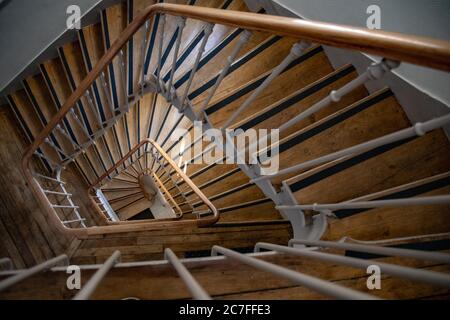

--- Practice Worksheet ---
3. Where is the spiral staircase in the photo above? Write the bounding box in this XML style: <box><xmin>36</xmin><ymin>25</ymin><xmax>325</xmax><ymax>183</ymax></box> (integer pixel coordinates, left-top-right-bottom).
<box><xmin>0</xmin><ymin>0</ymin><xmax>450</xmax><ymax>300</ymax></box>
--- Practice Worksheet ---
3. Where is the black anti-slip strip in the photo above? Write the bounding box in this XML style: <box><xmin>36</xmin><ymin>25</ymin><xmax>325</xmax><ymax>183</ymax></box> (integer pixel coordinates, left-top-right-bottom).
<box><xmin>22</xmin><ymin>79</ymin><xmax>66</xmax><ymax>159</ymax></box>
<box><xmin>58</xmin><ymin>47</ymin><xmax>93</xmax><ymax>135</ymax></box>
<box><xmin>161</xmin><ymin>114</ymin><xmax>184</xmax><ymax>148</ymax></box>
<box><xmin>123</xmin><ymin>112</ymin><xmax>132</xmax><ymax>156</ymax></box>
<box><xmin>334</xmin><ymin>174</ymin><xmax>450</xmax><ymax>218</ymax></box>
<box><xmin>154</xmin><ymin>27</ymin><xmax>180</xmax><ymax>76</ymax></box>
<box><xmin>8</xmin><ymin>96</ymin><xmax>50</xmax><ymax>172</ymax></box>
<box><xmin>162</xmin><ymin>30</ymin><xmax>205</xmax><ymax>83</ymax></box>
<box><xmin>116</xmin><ymin>196</ymin><xmax>145</xmax><ymax>212</ymax></box>
<box><xmin>78</xmin><ymin>30</ymin><xmax>107</xmax><ymax>122</ymax></box>
<box><xmin>185</xmin><ymin>167</ymin><xmax>240</xmax><ymax>197</ymax></box>
<box><xmin>195</xmin><ymin>182</ymin><xmax>253</xmax><ymax>206</ymax></box>
<box><xmin>190</xmin><ymin>162</ymin><xmax>218</xmax><ymax>180</ymax></box>
<box><xmin>276</xmin><ymin>89</ymin><xmax>393</xmax><ymax>157</ymax></box>
<box><xmin>174</xmin><ymin>29</ymin><xmax>244</xmax><ymax>88</ymax></box>
<box><xmin>102</xmin><ymin>9</ymin><xmax>120</xmax><ymax>109</ymax></box>
<box><xmin>161</xmin><ymin>0</ymin><xmax>233</xmax><ymax>82</ymax></box>
<box><xmin>112</xmin><ymin>127</ymin><xmax>125</xmax><ymax>163</ymax></box>
<box><xmin>185</xmin><ymin>246</ymin><xmax>254</xmax><ymax>258</ymax></box>
<box><xmin>127</xmin><ymin>0</ymin><xmax>134</xmax><ymax>96</ymax></box>
<box><xmin>288</xmin><ymin>136</ymin><xmax>416</xmax><ymax>194</ymax></box>
<box><xmin>7</xmin><ymin>95</ymin><xmax>33</xmax><ymax>142</ymax></box>
<box><xmin>173</xmin><ymin>7</ymin><xmax>266</xmax><ymax>90</ymax></box>
<box><xmin>207</xmin><ymin>46</ymin><xmax>325</xmax><ymax>116</ymax></box>
<box><xmin>210</xmin><ymin>219</ymin><xmax>290</xmax><ymax>228</ymax></box>
<box><xmin>155</xmin><ymin>105</ymin><xmax>173</xmax><ymax>141</ymax></box>
<box><xmin>220</xmin><ymin>198</ymin><xmax>272</xmax><ymax>213</ymax></box>
<box><xmin>40</xmin><ymin>64</ymin><xmax>79</xmax><ymax>146</ymax></box>
<box><xmin>240</xmin><ymin>64</ymin><xmax>355</xmax><ymax>131</ymax></box>
<box><xmin>23</xmin><ymin>80</ymin><xmax>47</xmax><ymax>126</ymax></box>
<box><xmin>143</xmin><ymin>0</ymin><xmax>164</xmax><ymax>74</ymax></box>
<box><xmin>145</xmin><ymin>96</ymin><xmax>158</xmax><ymax>147</ymax></box>
<box><xmin>165</xmin><ymin>128</ymin><xmax>188</xmax><ymax>154</ymax></box>
<box><xmin>188</xmin><ymin>35</ymin><xmax>282</xmax><ymax>100</ymax></box>
<box><xmin>137</xmin><ymin>101</ymin><xmax>141</xmax><ymax>154</ymax></box>
<box><xmin>346</xmin><ymin>239</ymin><xmax>450</xmax><ymax>260</ymax></box>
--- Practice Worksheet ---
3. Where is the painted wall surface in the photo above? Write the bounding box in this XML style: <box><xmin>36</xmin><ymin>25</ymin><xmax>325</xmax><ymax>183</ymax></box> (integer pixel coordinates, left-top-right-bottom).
<box><xmin>0</xmin><ymin>0</ymin><xmax>101</xmax><ymax>91</ymax></box>
<box><xmin>271</xmin><ymin>0</ymin><xmax>450</xmax><ymax>105</ymax></box>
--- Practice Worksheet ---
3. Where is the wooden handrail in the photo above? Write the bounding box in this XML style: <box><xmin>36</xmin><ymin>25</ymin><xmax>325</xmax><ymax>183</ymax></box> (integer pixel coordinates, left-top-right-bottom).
<box><xmin>23</xmin><ymin>138</ymin><xmax>218</xmax><ymax>238</ymax></box>
<box><xmin>90</xmin><ymin>138</ymin><xmax>216</xmax><ymax>221</ymax></box>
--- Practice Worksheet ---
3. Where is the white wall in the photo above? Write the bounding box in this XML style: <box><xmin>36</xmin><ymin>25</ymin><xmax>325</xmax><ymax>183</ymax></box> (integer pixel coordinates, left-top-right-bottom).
<box><xmin>263</xmin><ymin>0</ymin><xmax>450</xmax><ymax>106</ymax></box>
<box><xmin>0</xmin><ymin>0</ymin><xmax>102</xmax><ymax>92</ymax></box>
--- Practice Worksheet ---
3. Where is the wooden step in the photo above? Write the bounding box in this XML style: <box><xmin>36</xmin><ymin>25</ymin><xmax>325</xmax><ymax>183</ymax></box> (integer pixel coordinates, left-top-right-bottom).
<box><xmin>171</xmin><ymin>63</ymin><xmax>367</xmax><ymax>180</ymax></box>
<box><xmin>7</xmin><ymin>90</ymin><xmax>60</xmax><ymax>165</ymax></box>
<box><xmin>322</xmin><ymin>172</ymin><xmax>450</xmax><ymax>241</ymax></box>
<box><xmin>157</xmin><ymin>0</ymin><xmax>243</xmax><ymax>86</ymax></box>
<box><xmin>116</xmin><ymin>197</ymin><xmax>153</xmax><ymax>221</ymax></box>
<box><xmin>59</xmin><ymin>40</ymin><xmax>124</xmax><ymax>184</ymax></box>
<box><xmin>156</xmin><ymin>0</ymin><xmax>226</xmax><ymax>79</ymax></box>
<box><xmin>70</xmin><ymin>219</ymin><xmax>292</xmax><ymax>263</ymax></box>
<box><xmin>233</xmin><ymin>64</ymin><xmax>368</xmax><ymax>139</ymax></box>
<box><xmin>206</xmin><ymin>45</ymin><xmax>334</xmax><ymax>128</ymax></box>
<box><xmin>111</xmin><ymin>191</ymin><xmax>145</xmax><ymax>212</ymax></box>
<box><xmin>286</xmin><ymin>128</ymin><xmax>450</xmax><ymax>205</ymax></box>
<box><xmin>104</xmin><ymin>188</ymin><xmax>144</xmax><ymax>203</ymax></box>
<box><xmin>264</xmin><ymin>88</ymin><xmax>411</xmax><ymax>186</ymax></box>
<box><xmin>41</xmin><ymin>58</ymin><xmax>107</xmax><ymax>184</ymax></box>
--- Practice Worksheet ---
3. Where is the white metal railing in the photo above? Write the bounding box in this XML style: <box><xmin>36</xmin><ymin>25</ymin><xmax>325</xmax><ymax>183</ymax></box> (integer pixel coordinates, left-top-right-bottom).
<box><xmin>73</xmin><ymin>250</ymin><xmax>121</xmax><ymax>300</ymax></box>
<box><xmin>252</xmin><ymin>113</ymin><xmax>450</xmax><ymax>183</ymax></box>
<box><xmin>276</xmin><ymin>195</ymin><xmax>450</xmax><ymax>213</ymax></box>
<box><xmin>95</xmin><ymin>189</ymin><xmax>120</xmax><ymax>222</ymax></box>
<box><xmin>1</xmin><ymin>237</ymin><xmax>449</xmax><ymax>299</ymax></box>
<box><xmin>0</xmin><ymin>258</ymin><xmax>13</xmax><ymax>271</ymax></box>
<box><xmin>35</xmin><ymin>170</ymin><xmax>87</xmax><ymax>228</ymax></box>
<box><xmin>164</xmin><ymin>248</ymin><xmax>211</xmax><ymax>300</ymax></box>
<box><xmin>287</xmin><ymin>239</ymin><xmax>450</xmax><ymax>264</ymax></box>
<box><xmin>0</xmin><ymin>255</ymin><xmax>68</xmax><ymax>291</ymax></box>
<box><xmin>254</xmin><ymin>242</ymin><xmax>450</xmax><ymax>289</ymax></box>
<box><xmin>211</xmin><ymin>245</ymin><xmax>379</xmax><ymax>300</ymax></box>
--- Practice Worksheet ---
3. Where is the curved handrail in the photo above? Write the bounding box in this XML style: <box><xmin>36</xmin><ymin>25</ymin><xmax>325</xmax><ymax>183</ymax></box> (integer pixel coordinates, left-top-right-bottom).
<box><xmin>27</xmin><ymin>138</ymin><xmax>218</xmax><ymax>238</ymax></box>
<box><xmin>92</xmin><ymin>139</ymin><xmax>218</xmax><ymax>225</ymax></box>
<box><xmin>90</xmin><ymin>139</ymin><xmax>207</xmax><ymax>220</ymax></box>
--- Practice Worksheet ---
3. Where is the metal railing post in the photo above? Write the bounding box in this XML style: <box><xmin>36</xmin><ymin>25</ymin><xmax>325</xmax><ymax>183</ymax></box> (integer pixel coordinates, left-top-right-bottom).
<box><xmin>211</xmin><ymin>245</ymin><xmax>378</xmax><ymax>300</ymax></box>
<box><xmin>165</xmin><ymin>248</ymin><xmax>211</xmax><ymax>300</ymax></box>
<box><xmin>0</xmin><ymin>254</ymin><xmax>68</xmax><ymax>292</ymax></box>
<box><xmin>73</xmin><ymin>250</ymin><xmax>121</xmax><ymax>300</ymax></box>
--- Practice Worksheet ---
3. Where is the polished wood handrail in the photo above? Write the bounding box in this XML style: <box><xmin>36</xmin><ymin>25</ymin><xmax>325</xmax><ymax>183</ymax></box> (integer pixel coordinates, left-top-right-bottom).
<box><xmin>24</xmin><ymin>138</ymin><xmax>218</xmax><ymax>238</ymax></box>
